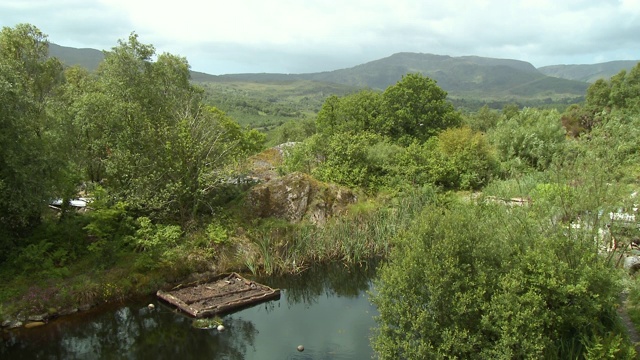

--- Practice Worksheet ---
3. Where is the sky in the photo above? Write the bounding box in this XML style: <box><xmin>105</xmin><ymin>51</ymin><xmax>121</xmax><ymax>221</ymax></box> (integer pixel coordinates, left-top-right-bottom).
<box><xmin>1</xmin><ymin>0</ymin><xmax>639</xmax><ymax>75</ymax></box>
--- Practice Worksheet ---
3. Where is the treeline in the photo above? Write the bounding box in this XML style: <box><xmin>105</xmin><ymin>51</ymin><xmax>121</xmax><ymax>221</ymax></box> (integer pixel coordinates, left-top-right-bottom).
<box><xmin>0</xmin><ymin>24</ymin><xmax>263</xmax><ymax>235</ymax></box>
<box><xmin>0</xmin><ymin>23</ymin><xmax>267</xmax><ymax>287</ymax></box>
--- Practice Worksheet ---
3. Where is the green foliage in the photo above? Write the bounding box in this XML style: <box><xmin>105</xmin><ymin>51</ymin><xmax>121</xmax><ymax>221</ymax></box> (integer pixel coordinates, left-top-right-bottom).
<box><xmin>316</xmin><ymin>90</ymin><xmax>383</xmax><ymax>136</ymax></box>
<box><xmin>560</xmin><ymin>104</ymin><xmax>598</xmax><ymax>137</ymax></box>
<box><xmin>266</xmin><ymin>118</ymin><xmax>316</xmax><ymax>146</ymax></box>
<box><xmin>299</xmin><ymin>74</ymin><xmax>467</xmax><ymax>191</ymax></box>
<box><xmin>280</xmin><ymin>135</ymin><xmax>322</xmax><ymax>175</ymax></box>
<box><xmin>372</xmin><ymin>200</ymin><xmax>631</xmax><ymax>359</ymax></box>
<box><xmin>315</xmin><ymin>74</ymin><xmax>460</xmax><ymax>144</ymax></box>
<box><xmin>381</xmin><ymin>73</ymin><xmax>461</xmax><ymax>143</ymax></box>
<box><xmin>0</xmin><ymin>24</ymin><xmax>67</xmax><ymax>231</ymax></box>
<box><xmin>127</xmin><ymin>217</ymin><xmax>182</xmax><ymax>271</ymax></box>
<box><xmin>312</xmin><ymin>132</ymin><xmax>388</xmax><ymax>190</ymax></box>
<box><xmin>84</xmin><ymin>201</ymin><xmax>134</xmax><ymax>267</ymax></box>
<box><xmin>57</xmin><ymin>33</ymin><xmax>265</xmax><ymax>223</ymax></box>
<box><xmin>464</xmin><ymin>104</ymin><xmax>501</xmax><ymax>132</ymax></box>
<box><xmin>582</xmin><ymin>332</ymin><xmax>636</xmax><ymax>360</ymax></box>
<box><xmin>206</xmin><ymin>222</ymin><xmax>229</xmax><ymax>246</ymax></box>
<box><xmin>428</xmin><ymin>127</ymin><xmax>498</xmax><ymax>189</ymax></box>
<box><xmin>244</xmin><ymin>186</ymin><xmax>437</xmax><ymax>275</ymax></box>
<box><xmin>129</xmin><ymin>217</ymin><xmax>181</xmax><ymax>252</ymax></box>
<box><xmin>586</xmin><ymin>62</ymin><xmax>640</xmax><ymax>112</ymax></box>
<box><xmin>12</xmin><ymin>240</ymin><xmax>70</xmax><ymax>279</ymax></box>
<box><xmin>489</xmin><ymin>107</ymin><xmax>567</xmax><ymax>172</ymax></box>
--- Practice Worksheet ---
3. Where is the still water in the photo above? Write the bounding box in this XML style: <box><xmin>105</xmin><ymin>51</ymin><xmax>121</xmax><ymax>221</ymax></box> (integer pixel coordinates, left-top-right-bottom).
<box><xmin>1</xmin><ymin>263</ymin><xmax>379</xmax><ymax>359</ymax></box>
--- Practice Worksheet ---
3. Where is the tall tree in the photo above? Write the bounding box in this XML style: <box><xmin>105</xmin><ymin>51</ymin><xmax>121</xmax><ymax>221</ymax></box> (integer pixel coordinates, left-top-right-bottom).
<box><xmin>73</xmin><ymin>34</ymin><xmax>264</xmax><ymax>222</ymax></box>
<box><xmin>316</xmin><ymin>90</ymin><xmax>383</xmax><ymax>137</ymax></box>
<box><xmin>0</xmin><ymin>24</ymin><xmax>64</xmax><ymax>232</ymax></box>
<box><xmin>381</xmin><ymin>73</ymin><xmax>461</xmax><ymax>143</ymax></box>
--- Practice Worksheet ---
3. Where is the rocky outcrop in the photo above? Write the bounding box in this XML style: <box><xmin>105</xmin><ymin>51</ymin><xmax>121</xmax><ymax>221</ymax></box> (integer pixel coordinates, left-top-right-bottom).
<box><xmin>624</xmin><ymin>256</ymin><xmax>640</xmax><ymax>273</ymax></box>
<box><xmin>245</xmin><ymin>172</ymin><xmax>356</xmax><ymax>225</ymax></box>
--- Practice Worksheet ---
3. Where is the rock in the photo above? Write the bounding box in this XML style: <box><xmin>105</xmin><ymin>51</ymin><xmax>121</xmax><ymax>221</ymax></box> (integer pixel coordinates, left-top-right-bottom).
<box><xmin>245</xmin><ymin>172</ymin><xmax>356</xmax><ymax>225</ymax></box>
<box><xmin>79</xmin><ymin>304</ymin><xmax>91</xmax><ymax>311</ymax></box>
<box><xmin>7</xmin><ymin>320</ymin><xmax>23</xmax><ymax>329</ymax></box>
<box><xmin>148</xmin><ymin>304</ymin><xmax>155</xmax><ymax>310</ymax></box>
<box><xmin>624</xmin><ymin>256</ymin><xmax>640</xmax><ymax>273</ymax></box>
<box><xmin>2</xmin><ymin>319</ymin><xmax>11</xmax><ymax>328</ymax></box>
<box><xmin>59</xmin><ymin>307</ymin><xmax>78</xmax><ymax>316</ymax></box>
<box><xmin>217</xmin><ymin>324</ymin><xmax>225</xmax><ymax>332</ymax></box>
<box><xmin>24</xmin><ymin>321</ymin><xmax>45</xmax><ymax>329</ymax></box>
<box><xmin>28</xmin><ymin>313</ymin><xmax>48</xmax><ymax>322</ymax></box>
<box><xmin>297</xmin><ymin>345</ymin><xmax>304</xmax><ymax>352</ymax></box>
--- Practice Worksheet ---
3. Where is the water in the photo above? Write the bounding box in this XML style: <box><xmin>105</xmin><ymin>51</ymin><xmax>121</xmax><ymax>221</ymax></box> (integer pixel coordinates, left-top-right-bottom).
<box><xmin>1</xmin><ymin>263</ymin><xmax>379</xmax><ymax>359</ymax></box>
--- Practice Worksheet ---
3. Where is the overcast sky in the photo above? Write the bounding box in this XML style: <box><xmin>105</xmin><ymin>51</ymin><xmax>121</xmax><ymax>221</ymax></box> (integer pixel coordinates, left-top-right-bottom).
<box><xmin>2</xmin><ymin>0</ymin><xmax>639</xmax><ymax>75</ymax></box>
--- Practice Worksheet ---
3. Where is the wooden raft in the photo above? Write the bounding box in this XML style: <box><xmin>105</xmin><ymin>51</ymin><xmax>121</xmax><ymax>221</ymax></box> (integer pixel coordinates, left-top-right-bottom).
<box><xmin>157</xmin><ymin>272</ymin><xmax>280</xmax><ymax>318</ymax></box>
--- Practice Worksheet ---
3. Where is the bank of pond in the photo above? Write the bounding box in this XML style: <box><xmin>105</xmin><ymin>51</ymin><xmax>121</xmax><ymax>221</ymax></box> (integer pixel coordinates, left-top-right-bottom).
<box><xmin>1</xmin><ymin>262</ymin><xmax>379</xmax><ymax>359</ymax></box>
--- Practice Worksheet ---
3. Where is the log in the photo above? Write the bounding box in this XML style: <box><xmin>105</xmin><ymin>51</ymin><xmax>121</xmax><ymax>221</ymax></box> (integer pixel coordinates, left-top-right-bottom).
<box><xmin>156</xmin><ymin>290</ymin><xmax>199</xmax><ymax>317</ymax></box>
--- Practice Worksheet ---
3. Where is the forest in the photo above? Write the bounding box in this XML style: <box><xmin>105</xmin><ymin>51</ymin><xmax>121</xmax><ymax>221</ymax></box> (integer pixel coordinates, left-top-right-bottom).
<box><xmin>2</xmin><ymin>23</ymin><xmax>640</xmax><ymax>358</ymax></box>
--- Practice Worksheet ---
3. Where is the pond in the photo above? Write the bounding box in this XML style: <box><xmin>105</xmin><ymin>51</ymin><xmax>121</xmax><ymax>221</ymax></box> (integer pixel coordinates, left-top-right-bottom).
<box><xmin>1</xmin><ymin>262</ymin><xmax>379</xmax><ymax>359</ymax></box>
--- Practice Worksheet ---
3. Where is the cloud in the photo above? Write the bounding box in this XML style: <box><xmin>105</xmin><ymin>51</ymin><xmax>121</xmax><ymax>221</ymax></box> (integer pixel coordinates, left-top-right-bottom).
<box><xmin>1</xmin><ymin>0</ymin><xmax>639</xmax><ymax>74</ymax></box>
<box><xmin>0</xmin><ymin>0</ymin><xmax>133</xmax><ymax>50</ymax></box>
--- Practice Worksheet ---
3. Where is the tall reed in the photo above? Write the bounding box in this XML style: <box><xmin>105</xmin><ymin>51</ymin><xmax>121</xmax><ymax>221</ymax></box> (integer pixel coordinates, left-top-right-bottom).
<box><xmin>246</xmin><ymin>186</ymin><xmax>436</xmax><ymax>275</ymax></box>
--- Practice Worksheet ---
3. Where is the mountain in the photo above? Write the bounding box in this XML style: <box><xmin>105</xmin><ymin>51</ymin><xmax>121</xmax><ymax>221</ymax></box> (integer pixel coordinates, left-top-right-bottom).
<box><xmin>52</xmin><ymin>43</ymin><xmax>631</xmax><ymax>103</ymax></box>
<box><xmin>293</xmin><ymin>52</ymin><xmax>589</xmax><ymax>99</ymax></box>
<box><xmin>48</xmin><ymin>43</ymin><xmax>105</xmax><ymax>71</ymax></box>
<box><xmin>538</xmin><ymin>60</ymin><xmax>640</xmax><ymax>83</ymax></box>
<box><xmin>209</xmin><ymin>52</ymin><xmax>588</xmax><ymax>101</ymax></box>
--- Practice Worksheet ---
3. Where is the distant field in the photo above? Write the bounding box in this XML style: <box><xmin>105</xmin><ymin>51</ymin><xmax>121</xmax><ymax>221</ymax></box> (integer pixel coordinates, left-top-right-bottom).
<box><xmin>197</xmin><ymin>79</ymin><xmax>359</xmax><ymax>129</ymax></box>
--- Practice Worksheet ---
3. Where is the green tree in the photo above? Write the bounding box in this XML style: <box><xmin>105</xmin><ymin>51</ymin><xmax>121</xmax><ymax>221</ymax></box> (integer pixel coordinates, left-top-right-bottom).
<box><xmin>501</xmin><ymin>102</ymin><xmax>521</xmax><ymax>119</ymax></box>
<box><xmin>381</xmin><ymin>73</ymin><xmax>461</xmax><ymax>143</ymax></box>
<box><xmin>585</xmin><ymin>62</ymin><xmax>640</xmax><ymax>112</ymax></box>
<box><xmin>312</xmin><ymin>131</ymin><xmax>387</xmax><ymax>189</ymax></box>
<box><xmin>429</xmin><ymin>126</ymin><xmax>498</xmax><ymax>189</ymax></box>
<box><xmin>372</xmin><ymin>200</ymin><xmax>632</xmax><ymax>359</ymax></box>
<box><xmin>315</xmin><ymin>90</ymin><xmax>383</xmax><ymax>137</ymax></box>
<box><xmin>489</xmin><ymin>108</ymin><xmax>566</xmax><ymax>172</ymax></box>
<box><xmin>267</xmin><ymin>118</ymin><xmax>316</xmax><ymax>146</ymax></box>
<box><xmin>0</xmin><ymin>24</ymin><xmax>65</xmax><ymax>231</ymax></box>
<box><xmin>464</xmin><ymin>104</ymin><xmax>500</xmax><ymax>133</ymax></box>
<box><xmin>66</xmin><ymin>33</ymin><xmax>264</xmax><ymax>222</ymax></box>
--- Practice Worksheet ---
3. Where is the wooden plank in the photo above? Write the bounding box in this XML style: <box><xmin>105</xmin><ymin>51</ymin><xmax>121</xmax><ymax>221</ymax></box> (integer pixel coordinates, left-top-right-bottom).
<box><xmin>157</xmin><ymin>272</ymin><xmax>281</xmax><ymax>318</ymax></box>
<box><xmin>156</xmin><ymin>290</ymin><xmax>199</xmax><ymax>317</ymax></box>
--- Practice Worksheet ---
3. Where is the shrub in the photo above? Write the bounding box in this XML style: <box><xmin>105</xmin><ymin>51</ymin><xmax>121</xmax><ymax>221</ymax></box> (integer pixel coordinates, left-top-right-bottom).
<box><xmin>372</xmin><ymin>200</ymin><xmax>633</xmax><ymax>359</ymax></box>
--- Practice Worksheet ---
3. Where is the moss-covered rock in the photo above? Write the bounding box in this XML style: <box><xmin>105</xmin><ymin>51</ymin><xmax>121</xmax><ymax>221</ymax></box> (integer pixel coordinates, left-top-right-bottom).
<box><xmin>245</xmin><ymin>172</ymin><xmax>356</xmax><ymax>225</ymax></box>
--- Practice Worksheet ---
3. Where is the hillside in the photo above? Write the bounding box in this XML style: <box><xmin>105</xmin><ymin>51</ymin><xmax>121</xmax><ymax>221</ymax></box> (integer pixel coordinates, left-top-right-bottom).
<box><xmin>292</xmin><ymin>52</ymin><xmax>589</xmax><ymax>100</ymax></box>
<box><xmin>539</xmin><ymin>60</ymin><xmax>640</xmax><ymax>83</ymax></box>
<box><xmin>199</xmin><ymin>78</ymin><xmax>359</xmax><ymax>129</ymax></box>
<box><xmin>48</xmin><ymin>44</ymin><xmax>612</xmax><ymax>117</ymax></box>
<box><xmin>48</xmin><ymin>43</ymin><xmax>104</xmax><ymax>71</ymax></box>
<box><xmin>204</xmin><ymin>53</ymin><xmax>589</xmax><ymax>102</ymax></box>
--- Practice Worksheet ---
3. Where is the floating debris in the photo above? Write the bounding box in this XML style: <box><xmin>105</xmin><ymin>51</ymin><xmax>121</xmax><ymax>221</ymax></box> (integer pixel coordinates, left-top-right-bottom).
<box><xmin>157</xmin><ymin>273</ymin><xmax>280</xmax><ymax>318</ymax></box>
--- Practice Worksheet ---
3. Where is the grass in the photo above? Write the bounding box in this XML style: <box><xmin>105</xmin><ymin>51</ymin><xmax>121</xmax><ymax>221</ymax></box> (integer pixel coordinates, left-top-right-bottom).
<box><xmin>242</xmin><ymin>186</ymin><xmax>437</xmax><ymax>275</ymax></box>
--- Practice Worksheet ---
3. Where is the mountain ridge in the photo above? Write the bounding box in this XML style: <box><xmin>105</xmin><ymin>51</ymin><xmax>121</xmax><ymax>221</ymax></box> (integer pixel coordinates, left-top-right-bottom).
<box><xmin>47</xmin><ymin>43</ymin><xmax>638</xmax><ymax>102</ymax></box>
<box><xmin>538</xmin><ymin>60</ymin><xmax>640</xmax><ymax>83</ymax></box>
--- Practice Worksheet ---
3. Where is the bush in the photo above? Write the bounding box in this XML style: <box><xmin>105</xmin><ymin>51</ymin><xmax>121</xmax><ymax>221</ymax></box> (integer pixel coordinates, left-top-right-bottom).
<box><xmin>127</xmin><ymin>217</ymin><xmax>182</xmax><ymax>271</ymax></box>
<box><xmin>489</xmin><ymin>108</ymin><xmax>566</xmax><ymax>172</ymax></box>
<box><xmin>372</xmin><ymin>200</ymin><xmax>633</xmax><ymax>359</ymax></box>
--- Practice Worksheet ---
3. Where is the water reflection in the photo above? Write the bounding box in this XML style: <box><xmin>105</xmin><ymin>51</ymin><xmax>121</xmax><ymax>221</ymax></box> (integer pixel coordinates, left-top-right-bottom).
<box><xmin>1</xmin><ymin>262</ymin><xmax>378</xmax><ymax>359</ymax></box>
<box><xmin>261</xmin><ymin>261</ymin><xmax>378</xmax><ymax>307</ymax></box>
